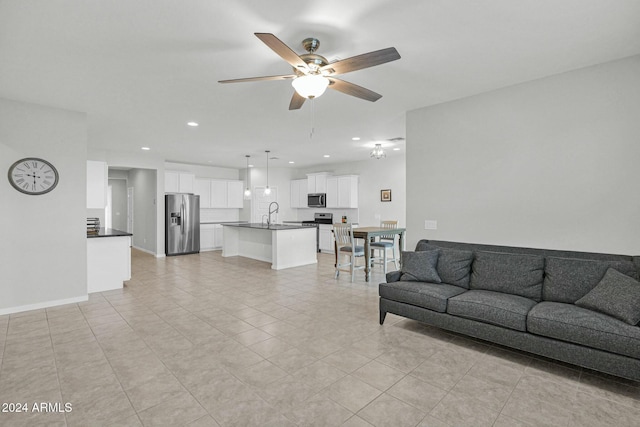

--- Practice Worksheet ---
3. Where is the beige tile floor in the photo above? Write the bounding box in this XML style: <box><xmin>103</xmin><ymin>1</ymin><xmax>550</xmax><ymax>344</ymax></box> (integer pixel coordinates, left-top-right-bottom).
<box><xmin>1</xmin><ymin>249</ymin><xmax>639</xmax><ymax>426</ymax></box>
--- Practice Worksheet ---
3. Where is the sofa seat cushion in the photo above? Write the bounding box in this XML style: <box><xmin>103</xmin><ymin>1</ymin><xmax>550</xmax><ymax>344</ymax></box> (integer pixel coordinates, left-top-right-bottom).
<box><xmin>447</xmin><ymin>290</ymin><xmax>537</xmax><ymax>332</ymax></box>
<box><xmin>415</xmin><ymin>242</ymin><xmax>474</xmax><ymax>289</ymax></box>
<box><xmin>527</xmin><ymin>302</ymin><xmax>640</xmax><ymax>359</ymax></box>
<box><xmin>379</xmin><ymin>281</ymin><xmax>467</xmax><ymax>313</ymax></box>
<box><xmin>470</xmin><ymin>251</ymin><xmax>544</xmax><ymax>301</ymax></box>
<box><xmin>543</xmin><ymin>257</ymin><xmax>639</xmax><ymax>303</ymax></box>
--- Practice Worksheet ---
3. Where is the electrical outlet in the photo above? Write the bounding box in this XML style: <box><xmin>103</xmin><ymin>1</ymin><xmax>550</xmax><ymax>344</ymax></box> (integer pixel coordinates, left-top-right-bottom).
<box><xmin>424</xmin><ymin>220</ymin><xmax>437</xmax><ymax>230</ymax></box>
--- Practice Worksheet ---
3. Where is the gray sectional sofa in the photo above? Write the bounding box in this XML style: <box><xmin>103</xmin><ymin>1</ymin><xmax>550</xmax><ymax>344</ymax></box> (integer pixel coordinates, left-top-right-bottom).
<box><xmin>379</xmin><ymin>240</ymin><xmax>640</xmax><ymax>381</ymax></box>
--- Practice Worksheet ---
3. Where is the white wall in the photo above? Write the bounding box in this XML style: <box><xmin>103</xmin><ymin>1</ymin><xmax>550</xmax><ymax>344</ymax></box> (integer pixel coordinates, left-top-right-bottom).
<box><xmin>406</xmin><ymin>55</ymin><xmax>640</xmax><ymax>254</ymax></box>
<box><xmin>109</xmin><ymin>178</ymin><xmax>128</xmax><ymax>231</ymax></box>
<box><xmin>165</xmin><ymin>161</ymin><xmax>239</xmax><ymax>180</ymax></box>
<box><xmin>0</xmin><ymin>98</ymin><xmax>88</xmax><ymax>314</ymax></box>
<box><xmin>128</xmin><ymin>168</ymin><xmax>157</xmax><ymax>253</ymax></box>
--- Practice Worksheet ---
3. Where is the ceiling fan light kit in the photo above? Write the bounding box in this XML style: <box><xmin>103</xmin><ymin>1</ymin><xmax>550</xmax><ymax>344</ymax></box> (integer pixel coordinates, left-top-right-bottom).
<box><xmin>291</xmin><ymin>74</ymin><xmax>329</xmax><ymax>99</ymax></box>
<box><xmin>219</xmin><ymin>33</ymin><xmax>400</xmax><ymax>110</ymax></box>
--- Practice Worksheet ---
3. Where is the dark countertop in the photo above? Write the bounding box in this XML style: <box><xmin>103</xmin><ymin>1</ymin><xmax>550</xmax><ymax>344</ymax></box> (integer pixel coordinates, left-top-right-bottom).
<box><xmin>87</xmin><ymin>228</ymin><xmax>133</xmax><ymax>238</ymax></box>
<box><xmin>222</xmin><ymin>223</ymin><xmax>311</xmax><ymax>231</ymax></box>
<box><xmin>200</xmin><ymin>221</ymin><xmax>249</xmax><ymax>225</ymax></box>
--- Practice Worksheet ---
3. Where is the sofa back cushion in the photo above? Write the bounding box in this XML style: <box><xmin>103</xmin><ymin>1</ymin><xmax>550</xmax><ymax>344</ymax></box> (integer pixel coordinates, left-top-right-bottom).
<box><xmin>543</xmin><ymin>257</ymin><xmax>639</xmax><ymax>303</ymax></box>
<box><xmin>400</xmin><ymin>250</ymin><xmax>442</xmax><ymax>283</ymax></box>
<box><xmin>470</xmin><ymin>251</ymin><xmax>545</xmax><ymax>301</ymax></box>
<box><xmin>415</xmin><ymin>242</ymin><xmax>474</xmax><ymax>288</ymax></box>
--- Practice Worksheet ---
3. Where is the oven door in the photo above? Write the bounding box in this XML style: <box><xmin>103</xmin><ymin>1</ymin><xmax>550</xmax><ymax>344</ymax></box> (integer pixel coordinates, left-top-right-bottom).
<box><xmin>307</xmin><ymin>193</ymin><xmax>326</xmax><ymax>208</ymax></box>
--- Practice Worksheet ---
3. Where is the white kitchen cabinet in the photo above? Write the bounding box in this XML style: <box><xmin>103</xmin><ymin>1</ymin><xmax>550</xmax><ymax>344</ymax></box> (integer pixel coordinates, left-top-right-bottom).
<box><xmin>210</xmin><ymin>180</ymin><xmax>228</xmax><ymax>208</ymax></box>
<box><xmin>338</xmin><ymin>175</ymin><xmax>359</xmax><ymax>208</ymax></box>
<box><xmin>194</xmin><ymin>178</ymin><xmax>211</xmax><ymax>208</ymax></box>
<box><xmin>226</xmin><ymin>180</ymin><xmax>244</xmax><ymax>208</ymax></box>
<box><xmin>87</xmin><ymin>160</ymin><xmax>108</xmax><ymax>209</ymax></box>
<box><xmin>165</xmin><ymin>171</ymin><xmax>195</xmax><ymax>193</ymax></box>
<box><xmin>326</xmin><ymin>177</ymin><xmax>338</xmax><ymax>208</ymax></box>
<box><xmin>319</xmin><ymin>224</ymin><xmax>334</xmax><ymax>254</ymax></box>
<box><xmin>200</xmin><ymin>224</ymin><xmax>216</xmax><ymax>251</ymax></box>
<box><xmin>307</xmin><ymin>172</ymin><xmax>329</xmax><ymax>194</ymax></box>
<box><xmin>213</xmin><ymin>224</ymin><xmax>223</xmax><ymax>248</ymax></box>
<box><xmin>290</xmin><ymin>179</ymin><xmax>308</xmax><ymax>208</ymax></box>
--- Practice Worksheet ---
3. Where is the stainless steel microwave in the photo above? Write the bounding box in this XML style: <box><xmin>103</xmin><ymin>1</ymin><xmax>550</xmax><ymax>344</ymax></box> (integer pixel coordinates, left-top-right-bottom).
<box><xmin>308</xmin><ymin>193</ymin><xmax>326</xmax><ymax>208</ymax></box>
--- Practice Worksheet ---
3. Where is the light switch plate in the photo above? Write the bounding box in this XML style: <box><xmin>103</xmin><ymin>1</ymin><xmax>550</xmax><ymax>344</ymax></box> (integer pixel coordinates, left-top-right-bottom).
<box><xmin>424</xmin><ymin>220</ymin><xmax>438</xmax><ymax>230</ymax></box>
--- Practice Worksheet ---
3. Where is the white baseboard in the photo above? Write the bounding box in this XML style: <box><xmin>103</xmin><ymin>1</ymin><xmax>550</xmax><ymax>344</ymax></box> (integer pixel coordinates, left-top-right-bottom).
<box><xmin>0</xmin><ymin>295</ymin><xmax>89</xmax><ymax>316</ymax></box>
<box><xmin>132</xmin><ymin>245</ymin><xmax>159</xmax><ymax>256</ymax></box>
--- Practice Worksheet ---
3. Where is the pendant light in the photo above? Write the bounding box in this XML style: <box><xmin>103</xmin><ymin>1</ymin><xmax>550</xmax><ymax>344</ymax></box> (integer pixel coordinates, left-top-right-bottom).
<box><xmin>264</xmin><ymin>150</ymin><xmax>271</xmax><ymax>195</ymax></box>
<box><xmin>243</xmin><ymin>155</ymin><xmax>251</xmax><ymax>199</ymax></box>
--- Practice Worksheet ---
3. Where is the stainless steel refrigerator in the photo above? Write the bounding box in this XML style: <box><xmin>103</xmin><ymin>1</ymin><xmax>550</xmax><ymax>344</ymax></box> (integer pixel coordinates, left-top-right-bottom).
<box><xmin>165</xmin><ymin>193</ymin><xmax>200</xmax><ymax>256</ymax></box>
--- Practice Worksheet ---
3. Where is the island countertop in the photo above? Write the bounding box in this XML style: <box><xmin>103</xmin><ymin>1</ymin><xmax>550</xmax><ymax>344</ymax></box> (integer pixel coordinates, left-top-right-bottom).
<box><xmin>222</xmin><ymin>223</ymin><xmax>309</xmax><ymax>230</ymax></box>
<box><xmin>87</xmin><ymin>228</ymin><xmax>133</xmax><ymax>238</ymax></box>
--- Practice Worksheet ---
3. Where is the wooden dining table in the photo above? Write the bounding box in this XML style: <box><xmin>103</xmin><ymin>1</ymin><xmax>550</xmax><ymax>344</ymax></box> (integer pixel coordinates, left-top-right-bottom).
<box><xmin>344</xmin><ymin>226</ymin><xmax>406</xmax><ymax>282</ymax></box>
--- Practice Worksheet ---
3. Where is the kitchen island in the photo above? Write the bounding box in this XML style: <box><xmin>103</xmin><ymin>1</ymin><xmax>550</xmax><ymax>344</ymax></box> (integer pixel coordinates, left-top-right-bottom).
<box><xmin>87</xmin><ymin>228</ymin><xmax>132</xmax><ymax>293</ymax></box>
<box><xmin>222</xmin><ymin>223</ymin><xmax>316</xmax><ymax>270</ymax></box>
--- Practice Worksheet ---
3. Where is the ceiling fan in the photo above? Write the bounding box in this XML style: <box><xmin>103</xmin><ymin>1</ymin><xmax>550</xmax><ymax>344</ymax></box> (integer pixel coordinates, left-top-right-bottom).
<box><xmin>219</xmin><ymin>33</ymin><xmax>401</xmax><ymax>110</ymax></box>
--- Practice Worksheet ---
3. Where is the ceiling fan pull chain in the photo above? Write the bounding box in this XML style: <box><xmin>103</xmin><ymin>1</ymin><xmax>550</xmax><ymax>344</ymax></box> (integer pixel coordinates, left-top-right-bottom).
<box><xmin>310</xmin><ymin>98</ymin><xmax>315</xmax><ymax>140</ymax></box>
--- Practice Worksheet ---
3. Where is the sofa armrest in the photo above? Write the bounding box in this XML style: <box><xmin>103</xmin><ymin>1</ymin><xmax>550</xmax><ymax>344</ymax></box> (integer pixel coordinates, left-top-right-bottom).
<box><xmin>386</xmin><ymin>271</ymin><xmax>402</xmax><ymax>283</ymax></box>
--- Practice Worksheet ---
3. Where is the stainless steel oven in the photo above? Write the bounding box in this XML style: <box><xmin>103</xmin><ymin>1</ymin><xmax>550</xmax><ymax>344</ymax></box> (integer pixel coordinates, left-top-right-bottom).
<box><xmin>302</xmin><ymin>213</ymin><xmax>333</xmax><ymax>252</ymax></box>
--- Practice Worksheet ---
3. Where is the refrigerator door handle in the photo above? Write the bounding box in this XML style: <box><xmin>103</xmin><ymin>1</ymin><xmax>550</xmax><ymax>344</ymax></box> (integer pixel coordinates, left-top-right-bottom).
<box><xmin>180</xmin><ymin>201</ymin><xmax>185</xmax><ymax>236</ymax></box>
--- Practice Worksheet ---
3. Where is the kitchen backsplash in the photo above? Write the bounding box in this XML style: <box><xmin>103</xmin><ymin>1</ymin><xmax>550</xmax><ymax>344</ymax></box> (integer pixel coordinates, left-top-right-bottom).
<box><xmin>200</xmin><ymin>208</ymin><xmax>240</xmax><ymax>223</ymax></box>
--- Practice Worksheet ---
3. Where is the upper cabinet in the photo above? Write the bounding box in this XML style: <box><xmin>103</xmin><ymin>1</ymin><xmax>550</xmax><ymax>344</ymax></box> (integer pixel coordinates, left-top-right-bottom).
<box><xmin>226</xmin><ymin>180</ymin><xmax>244</xmax><ymax>208</ymax></box>
<box><xmin>290</xmin><ymin>179</ymin><xmax>308</xmax><ymax>208</ymax></box>
<box><xmin>194</xmin><ymin>178</ymin><xmax>211</xmax><ymax>207</ymax></box>
<box><xmin>326</xmin><ymin>175</ymin><xmax>358</xmax><ymax>208</ymax></box>
<box><xmin>87</xmin><ymin>160</ymin><xmax>108</xmax><ymax>209</ymax></box>
<box><xmin>194</xmin><ymin>177</ymin><xmax>243</xmax><ymax>209</ymax></box>
<box><xmin>210</xmin><ymin>180</ymin><xmax>228</xmax><ymax>208</ymax></box>
<box><xmin>307</xmin><ymin>172</ymin><xmax>329</xmax><ymax>194</ymax></box>
<box><xmin>165</xmin><ymin>171</ymin><xmax>195</xmax><ymax>193</ymax></box>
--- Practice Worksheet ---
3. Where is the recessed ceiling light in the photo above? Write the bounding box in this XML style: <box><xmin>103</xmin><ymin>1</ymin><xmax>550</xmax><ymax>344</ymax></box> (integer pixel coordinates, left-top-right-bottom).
<box><xmin>352</xmin><ymin>137</ymin><xmax>360</xmax><ymax>141</ymax></box>
<box><xmin>323</xmin><ymin>154</ymin><xmax>330</xmax><ymax>158</ymax></box>
<box><xmin>141</xmin><ymin>147</ymin><xmax>150</xmax><ymax>151</ymax></box>
<box><xmin>288</xmin><ymin>161</ymin><xmax>295</xmax><ymax>164</ymax></box>
<box><xmin>187</xmin><ymin>121</ymin><xmax>199</xmax><ymax>127</ymax></box>
<box><xmin>393</xmin><ymin>148</ymin><xmax>400</xmax><ymax>151</ymax></box>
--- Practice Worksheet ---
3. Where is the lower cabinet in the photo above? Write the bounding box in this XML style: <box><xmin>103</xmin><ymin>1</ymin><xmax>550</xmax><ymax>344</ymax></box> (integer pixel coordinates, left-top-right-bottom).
<box><xmin>200</xmin><ymin>224</ymin><xmax>215</xmax><ymax>251</ymax></box>
<box><xmin>200</xmin><ymin>224</ymin><xmax>223</xmax><ymax>251</ymax></box>
<box><xmin>319</xmin><ymin>224</ymin><xmax>334</xmax><ymax>254</ymax></box>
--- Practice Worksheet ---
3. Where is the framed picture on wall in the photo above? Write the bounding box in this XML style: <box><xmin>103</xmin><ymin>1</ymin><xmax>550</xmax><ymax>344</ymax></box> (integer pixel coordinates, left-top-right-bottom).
<box><xmin>381</xmin><ymin>189</ymin><xmax>392</xmax><ymax>202</ymax></box>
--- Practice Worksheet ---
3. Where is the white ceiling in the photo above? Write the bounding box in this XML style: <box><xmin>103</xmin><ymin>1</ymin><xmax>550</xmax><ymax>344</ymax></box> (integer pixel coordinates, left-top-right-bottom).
<box><xmin>1</xmin><ymin>1</ymin><xmax>640</xmax><ymax>169</ymax></box>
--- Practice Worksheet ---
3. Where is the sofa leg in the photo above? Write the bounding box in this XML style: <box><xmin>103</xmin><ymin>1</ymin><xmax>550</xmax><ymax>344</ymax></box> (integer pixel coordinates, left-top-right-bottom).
<box><xmin>379</xmin><ymin>310</ymin><xmax>387</xmax><ymax>325</ymax></box>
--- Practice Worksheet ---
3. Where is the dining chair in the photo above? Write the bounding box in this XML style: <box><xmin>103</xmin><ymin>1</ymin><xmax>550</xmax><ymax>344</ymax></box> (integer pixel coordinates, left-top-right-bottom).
<box><xmin>333</xmin><ymin>223</ymin><xmax>367</xmax><ymax>282</ymax></box>
<box><xmin>370</xmin><ymin>220</ymin><xmax>399</xmax><ymax>274</ymax></box>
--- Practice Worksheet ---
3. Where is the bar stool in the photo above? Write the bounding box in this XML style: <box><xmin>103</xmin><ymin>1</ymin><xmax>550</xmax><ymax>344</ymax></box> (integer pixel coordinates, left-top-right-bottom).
<box><xmin>370</xmin><ymin>220</ymin><xmax>399</xmax><ymax>274</ymax></box>
<box><xmin>333</xmin><ymin>223</ymin><xmax>367</xmax><ymax>282</ymax></box>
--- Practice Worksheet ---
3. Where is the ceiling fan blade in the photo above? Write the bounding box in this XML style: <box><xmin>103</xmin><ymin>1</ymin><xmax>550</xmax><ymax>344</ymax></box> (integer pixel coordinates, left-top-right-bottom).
<box><xmin>255</xmin><ymin>33</ymin><xmax>309</xmax><ymax>72</ymax></box>
<box><xmin>289</xmin><ymin>91</ymin><xmax>306</xmax><ymax>110</ymax></box>
<box><xmin>327</xmin><ymin>78</ymin><xmax>382</xmax><ymax>102</ymax></box>
<box><xmin>321</xmin><ymin>47</ymin><xmax>400</xmax><ymax>75</ymax></box>
<box><xmin>218</xmin><ymin>74</ymin><xmax>296</xmax><ymax>84</ymax></box>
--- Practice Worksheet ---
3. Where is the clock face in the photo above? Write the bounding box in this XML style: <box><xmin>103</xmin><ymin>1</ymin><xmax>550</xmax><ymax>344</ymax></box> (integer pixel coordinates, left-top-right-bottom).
<box><xmin>8</xmin><ymin>158</ymin><xmax>59</xmax><ymax>195</ymax></box>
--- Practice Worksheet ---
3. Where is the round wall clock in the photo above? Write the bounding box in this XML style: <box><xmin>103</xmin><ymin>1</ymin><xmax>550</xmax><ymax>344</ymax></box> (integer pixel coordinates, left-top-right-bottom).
<box><xmin>7</xmin><ymin>157</ymin><xmax>59</xmax><ymax>195</ymax></box>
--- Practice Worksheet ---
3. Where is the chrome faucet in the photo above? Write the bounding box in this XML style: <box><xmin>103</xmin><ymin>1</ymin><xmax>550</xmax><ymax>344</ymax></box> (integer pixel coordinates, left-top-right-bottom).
<box><xmin>267</xmin><ymin>202</ymin><xmax>279</xmax><ymax>226</ymax></box>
